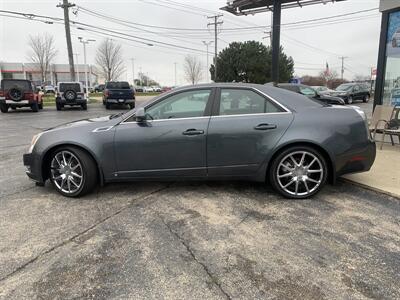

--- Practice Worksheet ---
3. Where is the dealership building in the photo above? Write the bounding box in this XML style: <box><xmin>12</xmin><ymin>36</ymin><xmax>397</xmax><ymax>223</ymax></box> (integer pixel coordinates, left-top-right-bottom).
<box><xmin>375</xmin><ymin>0</ymin><xmax>400</xmax><ymax>107</ymax></box>
<box><xmin>0</xmin><ymin>62</ymin><xmax>98</xmax><ymax>87</ymax></box>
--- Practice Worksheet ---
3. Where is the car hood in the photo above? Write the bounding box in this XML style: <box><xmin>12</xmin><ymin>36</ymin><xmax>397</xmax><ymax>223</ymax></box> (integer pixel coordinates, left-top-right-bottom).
<box><xmin>45</xmin><ymin>115</ymin><xmax>118</xmax><ymax>132</ymax></box>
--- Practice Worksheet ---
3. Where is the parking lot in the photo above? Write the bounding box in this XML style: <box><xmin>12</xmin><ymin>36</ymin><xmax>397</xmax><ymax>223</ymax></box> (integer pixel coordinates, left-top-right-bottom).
<box><xmin>0</xmin><ymin>99</ymin><xmax>399</xmax><ymax>299</ymax></box>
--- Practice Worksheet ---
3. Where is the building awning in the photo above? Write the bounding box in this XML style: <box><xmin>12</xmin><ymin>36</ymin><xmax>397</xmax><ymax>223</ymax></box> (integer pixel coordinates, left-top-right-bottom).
<box><xmin>221</xmin><ymin>0</ymin><xmax>346</xmax><ymax>15</ymax></box>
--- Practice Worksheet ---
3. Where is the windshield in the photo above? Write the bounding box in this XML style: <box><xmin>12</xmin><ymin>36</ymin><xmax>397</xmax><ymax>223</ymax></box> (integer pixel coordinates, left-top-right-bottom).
<box><xmin>336</xmin><ymin>84</ymin><xmax>353</xmax><ymax>91</ymax></box>
<box><xmin>106</xmin><ymin>82</ymin><xmax>131</xmax><ymax>89</ymax></box>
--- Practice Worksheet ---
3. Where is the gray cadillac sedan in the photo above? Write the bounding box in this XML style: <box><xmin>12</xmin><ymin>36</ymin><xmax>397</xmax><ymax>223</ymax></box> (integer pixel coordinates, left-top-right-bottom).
<box><xmin>23</xmin><ymin>83</ymin><xmax>376</xmax><ymax>199</ymax></box>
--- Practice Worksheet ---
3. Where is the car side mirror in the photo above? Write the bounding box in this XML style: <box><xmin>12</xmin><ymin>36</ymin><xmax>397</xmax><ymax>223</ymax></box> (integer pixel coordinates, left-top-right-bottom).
<box><xmin>135</xmin><ymin>107</ymin><xmax>146</xmax><ymax>122</ymax></box>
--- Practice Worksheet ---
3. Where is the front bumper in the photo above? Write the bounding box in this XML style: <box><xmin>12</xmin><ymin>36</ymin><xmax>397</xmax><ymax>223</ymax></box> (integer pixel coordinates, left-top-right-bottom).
<box><xmin>23</xmin><ymin>152</ymin><xmax>44</xmax><ymax>184</ymax></box>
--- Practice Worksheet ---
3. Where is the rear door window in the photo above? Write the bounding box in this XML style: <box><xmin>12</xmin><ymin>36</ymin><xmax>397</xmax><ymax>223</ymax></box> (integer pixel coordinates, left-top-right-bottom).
<box><xmin>106</xmin><ymin>82</ymin><xmax>131</xmax><ymax>89</ymax></box>
<box><xmin>2</xmin><ymin>80</ymin><xmax>31</xmax><ymax>91</ymax></box>
<box><xmin>59</xmin><ymin>83</ymin><xmax>81</xmax><ymax>92</ymax></box>
<box><xmin>218</xmin><ymin>89</ymin><xmax>282</xmax><ymax>116</ymax></box>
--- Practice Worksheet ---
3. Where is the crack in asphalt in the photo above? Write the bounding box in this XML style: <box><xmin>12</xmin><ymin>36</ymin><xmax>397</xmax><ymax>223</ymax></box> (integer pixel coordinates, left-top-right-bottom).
<box><xmin>0</xmin><ymin>185</ymin><xmax>171</xmax><ymax>283</ymax></box>
<box><xmin>155</xmin><ymin>211</ymin><xmax>232</xmax><ymax>300</ymax></box>
<box><xmin>0</xmin><ymin>186</ymin><xmax>36</xmax><ymax>201</ymax></box>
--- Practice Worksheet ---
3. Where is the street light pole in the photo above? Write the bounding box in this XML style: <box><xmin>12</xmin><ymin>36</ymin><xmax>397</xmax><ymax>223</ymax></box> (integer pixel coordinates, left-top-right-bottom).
<box><xmin>74</xmin><ymin>53</ymin><xmax>80</xmax><ymax>82</ymax></box>
<box><xmin>78</xmin><ymin>37</ymin><xmax>95</xmax><ymax>98</ymax></box>
<box><xmin>202</xmin><ymin>41</ymin><xmax>213</xmax><ymax>83</ymax></box>
<box><xmin>174</xmin><ymin>62</ymin><xmax>177</xmax><ymax>86</ymax></box>
<box><xmin>132</xmin><ymin>59</ymin><xmax>135</xmax><ymax>85</ymax></box>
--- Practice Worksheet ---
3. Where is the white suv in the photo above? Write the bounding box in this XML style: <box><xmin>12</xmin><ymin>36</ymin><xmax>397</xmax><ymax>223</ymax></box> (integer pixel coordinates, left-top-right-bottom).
<box><xmin>56</xmin><ymin>82</ymin><xmax>87</xmax><ymax>111</ymax></box>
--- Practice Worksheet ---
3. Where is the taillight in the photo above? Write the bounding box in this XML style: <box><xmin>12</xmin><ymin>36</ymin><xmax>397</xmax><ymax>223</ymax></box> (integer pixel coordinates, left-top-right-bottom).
<box><xmin>104</xmin><ymin>90</ymin><xmax>109</xmax><ymax>97</ymax></box>
<box><xmin>25</xmin><ymin>92</ymin><xmax>34</xmax><ymax>100</ymax></box>
<box><xmin>0</xmin><ymin>90</ymin><xmax>4</xmax><ymax>97</ymax></box>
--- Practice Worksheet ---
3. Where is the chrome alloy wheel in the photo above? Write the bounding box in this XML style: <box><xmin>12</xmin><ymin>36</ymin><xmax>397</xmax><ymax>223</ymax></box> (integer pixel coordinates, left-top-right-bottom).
<box><xmin>276</xmin><ymin>151</ymin><xmax>324</xmax><ymax>197</ymax></box>
<box><xmin>50</xmin><ymin>151</ymin><xmax>83</xmax><ymax>194</ymax></box>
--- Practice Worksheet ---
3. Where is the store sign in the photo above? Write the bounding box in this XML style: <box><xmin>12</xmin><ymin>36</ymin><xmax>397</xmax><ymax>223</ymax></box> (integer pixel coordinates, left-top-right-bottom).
<box><xmin>387</xmin><ymin>10</ymin><xmax>400</xmax><ymax>57</ymax></box>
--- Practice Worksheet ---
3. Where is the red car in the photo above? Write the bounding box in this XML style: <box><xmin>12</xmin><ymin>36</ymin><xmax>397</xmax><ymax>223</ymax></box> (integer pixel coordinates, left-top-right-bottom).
<box><xmin>0</xmin><ymin>79</ymin><xmax>43</xmax><ymax>113</ymax></box>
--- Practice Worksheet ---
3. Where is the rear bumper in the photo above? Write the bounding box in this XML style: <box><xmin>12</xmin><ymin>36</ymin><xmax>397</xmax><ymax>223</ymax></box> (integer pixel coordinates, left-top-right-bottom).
<box><xmin>336</xmin><ymin>141</ymin><xmax>376</xmax><ymax>177</ymax></box>
<box><xmin>23</xmin><ymin>152</ymin><xmax>44</xmax><ymax>184</ymax></box>
<box><xmin>0</xmin><ymin>99</ymin><xmax>34</xmax><ymax>106</ymax></box>
<box><xmin>105</xmin><ymin>98</ymin><xmax>135</xmax><ymax>104</ymax></box>
<box><xmin>57</xmin><ymin>97</ymin><xmax>87</xmax><ymax>105</ymax></box>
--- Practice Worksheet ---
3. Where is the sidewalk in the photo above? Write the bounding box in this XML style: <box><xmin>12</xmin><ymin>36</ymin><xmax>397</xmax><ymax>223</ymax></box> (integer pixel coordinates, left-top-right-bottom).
<box><xmin>343</xmin><ymin>143</ymin><xmax>400</xmax><ymax>198</ymax></box>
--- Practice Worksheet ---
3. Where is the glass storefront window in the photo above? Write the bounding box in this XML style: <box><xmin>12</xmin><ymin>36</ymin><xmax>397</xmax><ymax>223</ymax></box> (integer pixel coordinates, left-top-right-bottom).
<box><xmin>383</xmin><ymin>10</ymin><xmax>400</xmax><ymax>106</ymax></box>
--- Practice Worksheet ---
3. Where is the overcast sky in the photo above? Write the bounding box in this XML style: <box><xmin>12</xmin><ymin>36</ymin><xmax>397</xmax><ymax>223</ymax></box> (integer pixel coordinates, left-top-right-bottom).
<box><xmin>0</xmin><ymin>0</ymin><xmax>380</xmax><ymax>85</ymax></box>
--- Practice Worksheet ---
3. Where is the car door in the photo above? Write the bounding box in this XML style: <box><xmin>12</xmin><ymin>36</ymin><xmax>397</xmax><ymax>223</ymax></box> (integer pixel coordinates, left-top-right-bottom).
<box><xmin>207</xmin><ymin>87</ymin><xmax>294</xmax><ymax>177</ymax></box>
<box><xmin>353</xmin><ymin>85</ymin><xmax>362</xmax><ymax>100</ymax></box>
<box><xmin>113</xmin><ymin>88</ymin><xmax>215</xmax><ymax>179</ymax></box>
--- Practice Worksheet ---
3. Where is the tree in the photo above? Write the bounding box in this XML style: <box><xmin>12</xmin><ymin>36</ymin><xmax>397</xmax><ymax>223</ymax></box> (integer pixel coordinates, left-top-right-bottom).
<box><xmin>27</xmin><ymin>33</ymin><xmax>58</xmax><ymax>83</ymax></box>
<box><xmin>95</xmin><ymin>39</ymin><xmax>125</xmax><ymax>81</ymax></box>
<box><xmin>183</xmin><ymin>55</ymin><xmax>203</xmax><ymax>85</ymax></box>
<box><xmin>210</xmin><ymin>41</ymin><xmax>294</xmax><ymax>83</ymax></box>
<box><xmin>136</xmin><ymin>72</ymin><xmax>159</xmax><ymax>86</ymax></box>
<box><xmin>318</xmin><ymin>69</ymin><xmax>339</xmax><ymax>87</ymax></box>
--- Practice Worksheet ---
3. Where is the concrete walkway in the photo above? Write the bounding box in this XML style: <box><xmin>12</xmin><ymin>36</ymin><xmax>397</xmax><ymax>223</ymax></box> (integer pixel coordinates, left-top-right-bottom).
<box><xmin>343</xmin><ymin>143</ymin><xmax>400</xmax><ymax>198</ymax></box>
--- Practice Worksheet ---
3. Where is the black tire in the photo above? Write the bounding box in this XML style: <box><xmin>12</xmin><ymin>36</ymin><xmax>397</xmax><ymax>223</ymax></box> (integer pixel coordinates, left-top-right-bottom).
<box><xmin>38</xmin><ymin>102</ymin><xmax>43</xmax><ymax>110</ymax></box>
<box><xmin>48</xmin><ymin>146</ymin><xmax>98</xmax><ymax>197</ymax></box>
<box><xmin>105</xmin><ymin>102</ymin><xmax>111</xmax><ymax>109</ymax></box>
<box><xmin>363</xmin><ymin>95</ymin><xmax>370</xmax><ymax>103</ymax></box>
<box><xmin>269</xmin><ymin>146</ymin><xmax>328</xmax><ymax>199</ymax></box>
<box><xmin>56</xmin><ymin>102</ymin><xmax>62</xmax><ymax>111</ymax></box>
<box><xmin>346</xmin><ymin>96</ymin><xmax>353</xmax><ymax>105</ymax></box>
<box><xmin>31</xmin><ymin>102</ymin><xmax>39</xmax><ymax>112</ymax></box>
<box><xmin>129</xmin><ymin>103</ymin><xmax>135</xmax><ymax>109</ymax></box>
<box><xmin>81</xmin><ymin>103</ymin><xmax>87</xmax><ymax>110</ymax></box>
<box><xmin>0</xmin><ymin>103</ymin><xmax>8</xmax><ymax>113</ymax></box>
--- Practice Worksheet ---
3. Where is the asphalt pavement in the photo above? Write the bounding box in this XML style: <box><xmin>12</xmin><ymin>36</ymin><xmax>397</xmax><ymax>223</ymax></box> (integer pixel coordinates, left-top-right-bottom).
<box><xmin>0</xmin><ymin>99</ymin><xmax>399</xmax><ymax>299</ymax></box>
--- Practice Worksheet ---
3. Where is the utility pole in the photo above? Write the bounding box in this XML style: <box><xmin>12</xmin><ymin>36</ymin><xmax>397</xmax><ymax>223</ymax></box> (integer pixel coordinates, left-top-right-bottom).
<box><xmin>57</xmin><ymin>0</ymin><xmax>76</xmax><ymax>81</ymax></box>
<box><xmin>207</xmin><ymin>14</ymin><xmax>223</xmax><ymax>82</ymax></box>
<box><xmin>78</xmin><ymin>37</ymin><xmax>96</xmax><ymax>98</ymax></box>
<box><xmin>174</xmin><ymin>62</ymin><xmax>177</xmax><ymax>86</ymax></box>
<box><xmin>339</xmin><ymin>56</ymin><xmax>348</xmax><ymax>81</ymax></box>
<box><xmin>130</xmin><ymin>58</ymin><xmax>135</xmax><ymax>86</ymax></box>
<box><xmin>202</xmin><ymin>41</ymin><xmax>213</xmax><ymax>83</ymax></box>
<box><xmin>74</xmin><ymin>53</ymin><xmax>80</xmax><ymax>82</ymax></box>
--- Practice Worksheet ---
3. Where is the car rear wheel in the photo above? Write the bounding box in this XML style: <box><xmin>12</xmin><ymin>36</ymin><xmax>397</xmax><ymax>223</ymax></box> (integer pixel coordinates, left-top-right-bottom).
<box><xmin>49</xmin><ymin>147</ymin><xmax>98</xmax><ymax>197</ymax></box>
<box><xmin>346</xmin><ymin>96</ymin><xmax>353</xmax><ymax>104</ymax></box>
<box><xmin>31</xmin><ymin>102</ymin><xmax>39</xmax><ymax>112</ymax></box>
<box><xmin>129</xmin><ymin>103</ymin><xmax>135</xmax><ymax>109</ymax></box>
<box><xmin>81</xmin><ymin>103</ymin><xmax>87</xmax><ymax>110</ymax></box>
<box><xmin>56</xmin><ymin>102</ymin><xmax>62</xmax><ymax>111</ymax></box>
<box><xmin>269</xmin><ymin>146</ymin><xmax>328</xmax><ymax>199</ymax></box>
<box><xmin>0</xmin><ymin>103</ymin><xmax>8</xmax><ymax>113</ymax></box>
<box><xmin>363</xmin><ymin>95</ymin><xmax>370</xmax><ymax>103</ymax></box>
<box><xmin>105</xmin><ymin>102</ymin><xmax>111</xmax><ymax>109</ymax></box>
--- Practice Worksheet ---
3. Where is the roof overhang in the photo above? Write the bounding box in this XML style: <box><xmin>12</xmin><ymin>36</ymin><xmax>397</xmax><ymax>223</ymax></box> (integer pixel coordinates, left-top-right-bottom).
<box><xmin>221</xmin><ymin>0</ymin><xmax>347</xmax><ymax>16</ymax></box>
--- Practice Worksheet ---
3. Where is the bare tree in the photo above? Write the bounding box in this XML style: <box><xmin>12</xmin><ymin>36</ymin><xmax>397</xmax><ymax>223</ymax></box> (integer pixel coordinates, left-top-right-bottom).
<box><xmin>184</xmin><ymin>55</ymin><xmax>202</xmax><ymax>85</ymax></box>
<box><xmin>318</xmin><ymin>69</ymin><xmax>339</xmax><ymax>88</ymax></box>
<box><xmin>95</xmin><ymin>39</ymin><xmax>125</xmax><ymax>81</ymax></box>
<box><xmin>27</xmin><ymin>34</ymin><xmax>58</xmax><ymax>82</ymax></box>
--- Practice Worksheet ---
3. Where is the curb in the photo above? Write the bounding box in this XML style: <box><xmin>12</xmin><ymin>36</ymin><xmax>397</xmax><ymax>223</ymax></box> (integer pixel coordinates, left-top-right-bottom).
<box><xmin>340</xmin><ymin>178</ymin><xmax>400</xmax><ymax>200</ymax></box>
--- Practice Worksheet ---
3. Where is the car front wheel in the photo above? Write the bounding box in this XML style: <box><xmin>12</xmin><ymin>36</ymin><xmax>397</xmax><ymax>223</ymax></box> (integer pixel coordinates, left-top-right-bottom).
<box><xmin>269</xmin><ymin>146</ymin><xmax>328</xmax><ymax>199</ymax></box>
<box><xmin>49</xmin><ymin>147</ymin><xmax>98</xmax><ymax>197</ymax></box>
<box><xmin>0</xmin><ymin>103</ymin><xmax>8</xmax><ymax>113</ymax></box>
<box><xmin>363</xmin><ymin>95</ymin><xmax>370</xmax><ymax>103</ymax></box>
<box><xmin>346</xmin><ymin>96</ymin><xmax>353</xmax><ymax>104</ymax></box>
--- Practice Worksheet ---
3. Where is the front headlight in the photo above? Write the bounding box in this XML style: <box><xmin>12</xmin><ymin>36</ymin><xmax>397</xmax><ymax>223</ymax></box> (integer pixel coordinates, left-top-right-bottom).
<box><xmin>28</xmin><ymin>132</ymin><xmax>44</xmax><ymax>153</ymax></box>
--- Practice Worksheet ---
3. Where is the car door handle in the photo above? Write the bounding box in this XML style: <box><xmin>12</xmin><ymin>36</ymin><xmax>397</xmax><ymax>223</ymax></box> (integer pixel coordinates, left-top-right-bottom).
<box><xmin>182</xmin><ymin>129</ymin><xmax>204</xmax><ymax>136</ymax></box>
<box><xmin>254</xmin><ymin>123</ymin><xmax>277</xmax><ymax>130</ymax></box>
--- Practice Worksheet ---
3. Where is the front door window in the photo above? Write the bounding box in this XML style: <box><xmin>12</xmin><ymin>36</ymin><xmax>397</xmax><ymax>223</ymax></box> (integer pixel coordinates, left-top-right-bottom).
<box><xmin>146</xmin><ymin>89</ymin><xmax>211</xmax><ymax>120</ymax></box>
